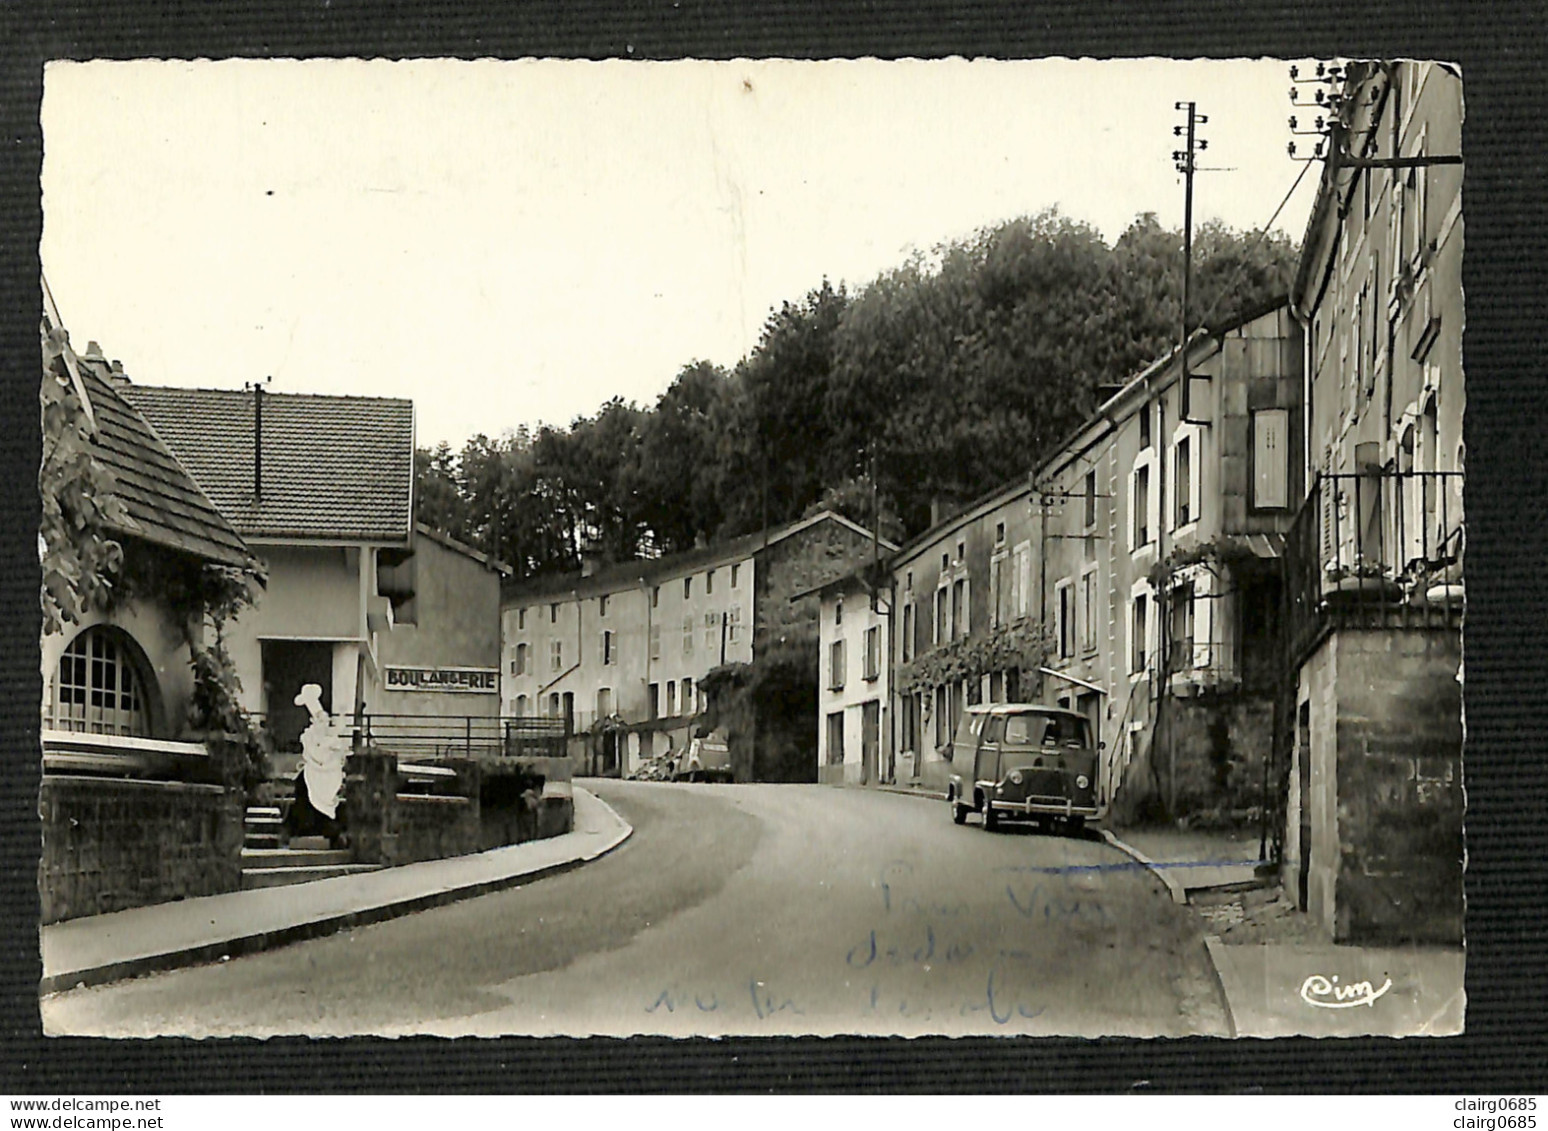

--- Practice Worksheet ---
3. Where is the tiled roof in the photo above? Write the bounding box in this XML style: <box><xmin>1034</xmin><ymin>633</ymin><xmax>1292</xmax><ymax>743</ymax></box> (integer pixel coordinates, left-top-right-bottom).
<box><xmin>124</xmin><ymin>385</ymin><xmax>414</xmax><ymax>543</ymax></box>
<box><xmin>501</xmin><ymin>510</ymin><xmax>896</xmax><ymax>605</ymax></box>
<box><xmin>73</xmin><ymin>360</ymin><xmax>254</xmax><ymax>570</ymax></box>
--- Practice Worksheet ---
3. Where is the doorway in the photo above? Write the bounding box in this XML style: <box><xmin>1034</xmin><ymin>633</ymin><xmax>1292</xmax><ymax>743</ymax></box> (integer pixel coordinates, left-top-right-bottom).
<box><xmin>861</xmin><ymin>700</ymin><xmax>880</xmax><ymax>786</ymax></box>
<box><xmin>1296</xmin><ymin>700</ymin><xmax>1313</xmax><ymax>912</ymax></box>
<box><xmin>1076</xmin><ymin>690</ymin><xmax>1102</xmax><ymax>752</ymax></box>
<box><xmin>261</xmin><ymin>640</ymin><xmax>335</xmax><ymax>754</ymax></box>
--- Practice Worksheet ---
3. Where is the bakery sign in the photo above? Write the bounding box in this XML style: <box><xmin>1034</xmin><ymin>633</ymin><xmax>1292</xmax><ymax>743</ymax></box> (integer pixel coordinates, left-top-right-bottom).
<box><xmin>383</xmin><ymin>665</ymin><xmax>499</xmax><ymax>694</ymax></box>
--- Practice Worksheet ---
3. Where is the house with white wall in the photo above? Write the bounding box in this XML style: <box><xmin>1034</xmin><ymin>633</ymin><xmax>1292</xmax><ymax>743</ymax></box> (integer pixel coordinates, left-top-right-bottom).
<box><xmin>501</xmin><ymin>511</ymin><xmax>890</xmax><ymax>780</ymax></box>
<box><xmin>810</xmin><ymin>568</ymin><xmax>890</xmax><ymax>785</ymax></box>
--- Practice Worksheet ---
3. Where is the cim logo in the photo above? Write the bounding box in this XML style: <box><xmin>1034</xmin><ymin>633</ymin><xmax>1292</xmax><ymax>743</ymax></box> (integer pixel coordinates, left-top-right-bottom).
<box><xmin>1299</xmin><ymin>972</ymin><xmax>1393</xmax><ymax>1009</ymax></box>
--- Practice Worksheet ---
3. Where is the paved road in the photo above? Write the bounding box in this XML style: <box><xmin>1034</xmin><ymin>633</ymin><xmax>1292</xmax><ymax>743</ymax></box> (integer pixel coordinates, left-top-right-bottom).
<box><xmin>41</xmin><ymin>782</ymin><xmax>1228</xmax><ymax>1038</ymax></box>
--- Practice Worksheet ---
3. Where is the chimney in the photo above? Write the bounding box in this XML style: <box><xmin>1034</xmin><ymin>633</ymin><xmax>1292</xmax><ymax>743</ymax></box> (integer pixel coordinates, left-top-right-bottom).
<box><xmin>252</xmin><ymin>381</ymin><xmax>265</xmax><ymax>503</ymax></box>
<box><xmin>930</xmin><ymin>494</ymin><xmax>958</xmax><ymax>528</ymax></box>
<box><xmin>1096</xmin><ymin>382</ymin><xmax>1125</xmax><ymax>404</ymax></box>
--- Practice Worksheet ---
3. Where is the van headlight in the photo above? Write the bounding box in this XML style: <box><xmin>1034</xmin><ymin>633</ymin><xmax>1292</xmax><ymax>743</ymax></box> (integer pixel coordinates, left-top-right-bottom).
<box><xmin>1075</xmin><ymin>775</ymin><xmax>1089</xmax><ymax>789</ymax></box>
<box><xmin>1009</xmin><ymin>770</ymin><xmax>1023</xmax><ymax>785</ymax></box>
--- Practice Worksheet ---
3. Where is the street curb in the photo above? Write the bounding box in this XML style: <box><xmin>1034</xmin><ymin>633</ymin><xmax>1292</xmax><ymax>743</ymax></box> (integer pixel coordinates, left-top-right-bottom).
<box><xmin>873</xmin><ymin>784</ymin><xmax>949</xmax><ymax>801</ymax></box>
<box><xmin>1201</xmin><ymin>936</ymin><xmax>1240</xmax><ymax>1039</ymax></box>
<box><xmin>1100</xmin><ymin>829</ymin><xmax>1239</xmax><ymax>1038</ymax></box>
<box><xmin>1099</xmin><ymin>829</ymin><xmax>1188</xmax><ymax>904</ymax></box>
<box><xmin>40</xmin><ymin>788</ymin><xmax>633</xmax><ymax>996</ymax></box>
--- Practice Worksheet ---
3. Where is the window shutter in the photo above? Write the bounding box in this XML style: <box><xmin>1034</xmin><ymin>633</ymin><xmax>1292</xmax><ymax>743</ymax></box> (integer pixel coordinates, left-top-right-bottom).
<box><xmin>1253</xmin><ymin>409</ymin><xmax>1289</xmax><ymax>509</ymax></box>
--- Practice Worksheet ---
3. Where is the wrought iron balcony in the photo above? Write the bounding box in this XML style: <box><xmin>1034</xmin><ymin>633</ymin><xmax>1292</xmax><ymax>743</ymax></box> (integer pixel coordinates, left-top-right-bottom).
<box><xmin>1286</xmin><ymin>469</ymin><xmax>1464</xmax><ymax>666</ymax></box>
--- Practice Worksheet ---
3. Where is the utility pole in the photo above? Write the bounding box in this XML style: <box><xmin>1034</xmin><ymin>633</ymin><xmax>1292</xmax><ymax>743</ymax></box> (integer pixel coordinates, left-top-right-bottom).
<box><xmin>1173</xmin><ymin>102</ymin><xmax>1207</xmax><ymax>419</ymax></box>
<box><xmin>1167</xmin><ymin>102</ymin><xmax>1207</xmax><ymax>818</ymax></box>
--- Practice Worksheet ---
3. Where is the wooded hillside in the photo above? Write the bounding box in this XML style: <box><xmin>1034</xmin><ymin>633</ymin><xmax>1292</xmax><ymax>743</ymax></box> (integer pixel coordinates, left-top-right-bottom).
<box><xmin>417</xmin><ymin>209</ymin><xmax>1296</xmax><ymax>579</ymax></box>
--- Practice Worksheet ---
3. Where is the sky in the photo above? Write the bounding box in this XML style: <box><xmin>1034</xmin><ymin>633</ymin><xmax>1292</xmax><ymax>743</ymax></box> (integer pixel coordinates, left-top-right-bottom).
<box><xmin>41</xmin><ymin>57</ymin><xmax>1320</xmax><ymax>451</ymax></box>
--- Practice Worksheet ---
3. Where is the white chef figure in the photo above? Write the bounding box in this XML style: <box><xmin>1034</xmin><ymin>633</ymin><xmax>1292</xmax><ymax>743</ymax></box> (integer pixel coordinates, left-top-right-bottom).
<box><xmin>294</xmin><ymin>683</ymin><xmax>346</xmax><ymax>821</ymax></box>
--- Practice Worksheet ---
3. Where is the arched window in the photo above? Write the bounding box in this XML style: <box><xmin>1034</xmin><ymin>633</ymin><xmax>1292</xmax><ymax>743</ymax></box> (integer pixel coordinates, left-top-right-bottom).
<box><xmin>515</xmin><ymin>694</ymin><xmax>528</xmax><ymax>716</ymax></box>
<box><xmin>47</xmin><ymin>626</ymin><xmax>154</xmax><ymax>736</ymax></box>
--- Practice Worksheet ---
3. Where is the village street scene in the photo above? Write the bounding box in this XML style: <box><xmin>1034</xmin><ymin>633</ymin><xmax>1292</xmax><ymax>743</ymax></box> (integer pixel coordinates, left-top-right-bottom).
<box><xmin>36</xmin><ymin>58</ymin><xmax>1464</xmax><ymax>1039</ymax></box>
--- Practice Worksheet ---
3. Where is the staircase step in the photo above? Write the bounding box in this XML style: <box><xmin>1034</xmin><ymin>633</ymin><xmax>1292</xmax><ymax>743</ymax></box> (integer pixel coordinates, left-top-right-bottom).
<box><xmin>246</xmin><ymin>805</ymin><xmax>282</xmax><ymax>819</ymax></box>
<box><xmin>287</xmin><ymin>835</ymin><xmax>333</xmax><ymax>851</ymax></box>
<box><xmin>240</xmin><ymin>863</ymin><xmax>382</xmax><ymax>890</ymax></box>
<box><xmin>244</xmin><ymin>833</ymin><xmax>282</xmax><ymax>849</ymax></box>
<box><xmin>242</xmin><ymin>847</ymin><xmax>354</xmax><ymax>868</ymax></box>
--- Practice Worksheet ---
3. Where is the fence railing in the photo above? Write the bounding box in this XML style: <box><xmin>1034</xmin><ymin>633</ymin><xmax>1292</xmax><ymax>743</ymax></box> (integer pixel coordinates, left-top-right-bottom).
<box><xmin>359</xmin><ymin>714</ymin><xmax>571</xmax><ymax>761</ymax></box>
<box><xmin>1162</xmin><ymin>638</ymin><xmax>1240</xmax><ymax>685</ymax></box>
<box><xmin>1286</xmin><ymin>469</ymin><xmax>1464</xmax><ymax>665</ymax></box>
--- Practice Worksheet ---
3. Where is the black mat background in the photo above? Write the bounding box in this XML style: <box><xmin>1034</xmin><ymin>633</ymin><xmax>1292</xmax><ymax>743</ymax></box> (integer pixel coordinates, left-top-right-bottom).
<box><xmin>1</xmin><ymin>0</ymin><xmax>1544</xmax><ymax>1094</ymax></box>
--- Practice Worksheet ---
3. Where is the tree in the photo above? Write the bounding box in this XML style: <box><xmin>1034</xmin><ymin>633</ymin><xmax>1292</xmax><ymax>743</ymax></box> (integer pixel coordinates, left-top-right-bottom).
<box><xmin>414</xmin><ymin>209</ymin><xmax>1298</xmax><ymax>567</ymax></box>
<box><xmin>414</xmin><ymin>442</ymin><xmax>470</xmax><ymax>542</ymax></box>
<box><xmin>635</xmin><ymin>360</ymin><xmax>730</xmax><ymax>553</ymax></box>
<box><xmin>716</xmin><ymin>281</ymin><xmax>850</xmax><ymax>538</ymax></box>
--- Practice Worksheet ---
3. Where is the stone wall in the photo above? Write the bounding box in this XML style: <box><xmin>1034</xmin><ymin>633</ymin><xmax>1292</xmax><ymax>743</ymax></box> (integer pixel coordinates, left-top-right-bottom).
<box><xmin>1331</xmin><ymin>627</ymin><xmax>1464</xmax><ymax>944</ymax></box>
<box><xmin>1156</xmin><ymin>692</ymin><xmax>1274</xmax><ymax>818</ymax></box>
<box><xmin>346</xmin><ymin>749</ymin><xmax>572</xmax><ymax>867</ymax></box>
<box><xmin>750</xmin><ymin>518</ymin><xmax>879</xmax><ymax>782</ymax></box>
<box><xmin>395</xmin><ymin>796</ymin><xmax>482</xmax><ymax>864</ymax></box>
<box><xmin>38</xmin><ymin>736</ymin><xmax>246</xmax><ymax>924</ymax></box>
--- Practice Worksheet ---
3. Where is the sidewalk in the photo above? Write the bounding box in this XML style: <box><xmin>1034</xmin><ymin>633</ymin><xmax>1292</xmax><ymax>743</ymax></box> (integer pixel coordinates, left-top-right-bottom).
<box><xmin>1103</xmin><ymin>824</ymin><xmax>1465</xmax><ymax>1037</ymax></box>
<box><xmin>1101</xmin><ymin>825</ymin><xmax>1268</xmax><ymax>904</ymax></box>
<box><xmin>40</xmin><ymin>786</ymin><xmax>632</xmax><ymax>995</ymax></box>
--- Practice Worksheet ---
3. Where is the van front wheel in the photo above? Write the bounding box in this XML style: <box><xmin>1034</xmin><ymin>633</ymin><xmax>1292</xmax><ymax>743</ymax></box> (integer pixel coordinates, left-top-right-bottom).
<box><xmin>952</xmin><ymin>798</ymin><xmax>969</xmax><ymax>824</ymax></box>
<box><xmin>982</xmin><ymin>799</ymin><xmax>999</xmax><ymax>831</ymax></box>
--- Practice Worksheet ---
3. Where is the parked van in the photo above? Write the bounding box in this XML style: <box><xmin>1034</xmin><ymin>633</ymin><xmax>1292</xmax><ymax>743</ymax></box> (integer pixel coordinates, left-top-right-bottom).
<box><xmin>945</xmin><ymin>703</ymin><xmax>1102</xmax><ymax>833</ymax></box>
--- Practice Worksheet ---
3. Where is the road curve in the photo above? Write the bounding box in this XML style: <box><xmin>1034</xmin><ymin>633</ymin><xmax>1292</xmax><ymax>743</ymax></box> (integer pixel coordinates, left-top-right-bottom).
<box><xmin>41</xmin><ymin>781</ymin><xmax>1227</xmax><ymax>1038</ymax></box>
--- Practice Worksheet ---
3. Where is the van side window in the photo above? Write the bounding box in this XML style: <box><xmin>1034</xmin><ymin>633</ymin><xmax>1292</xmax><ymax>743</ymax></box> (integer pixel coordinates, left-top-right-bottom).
<box><xmin>981</xmin><ymin>717</ymin><xmax>1004</xmax><ymax>743</ymax></box>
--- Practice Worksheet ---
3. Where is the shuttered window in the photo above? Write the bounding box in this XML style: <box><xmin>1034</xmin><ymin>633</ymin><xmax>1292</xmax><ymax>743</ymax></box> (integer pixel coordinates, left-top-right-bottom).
<box><xmin>1254</xmin><ymin>409</ymin><xmax>1289</xmax><ymax>509</ymax></box>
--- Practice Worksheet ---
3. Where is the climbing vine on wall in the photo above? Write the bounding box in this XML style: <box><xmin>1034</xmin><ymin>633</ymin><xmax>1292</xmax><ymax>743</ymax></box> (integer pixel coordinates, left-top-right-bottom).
<box><xmin>895</xmin><ymin>619</ymin><xmax>1051</xmax><ymax>697</ymax></box>
<box><xmin>40</xmin><ymin>324</ymin><xmax>130</xmax><ymax>636</ymax></box>
<box><xmin>1144</xmin><ymin>535</ymin><xmax>1265</xmax><ymax>593</ymax></box>
<box><xmin>42</xmin><ymin>324</ymin><xmax>267</xmax><ymax>771</ymax></box>
<box><xmin>117</xmin><ymin>548</ymin><xmax>265</xmax><ymax>744</ymax></box>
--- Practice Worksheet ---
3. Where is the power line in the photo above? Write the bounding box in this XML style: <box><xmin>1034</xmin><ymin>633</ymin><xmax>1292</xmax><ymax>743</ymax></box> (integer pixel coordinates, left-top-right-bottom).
<box><xmin>1196</xmin><ymin>156</ymin><xmax>1316</xmax><ymax>332</ymax></box>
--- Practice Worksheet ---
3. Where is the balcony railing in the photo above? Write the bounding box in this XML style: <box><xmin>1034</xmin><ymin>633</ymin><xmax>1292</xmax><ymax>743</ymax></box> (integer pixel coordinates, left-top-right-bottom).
<box><xmin>1286</xmin><ymin>469</ymin><xmax>1464</xmax><ymax>665</ymax></box>
<box><xmin>359</xmin><ymin>714</ymin><xmax>571</xmax><ymax>760</ymax></box>
<box><xmin>1161</xmin><ymin>639</ymin><xmax>1240</xmax><ymax>689</ymax></box>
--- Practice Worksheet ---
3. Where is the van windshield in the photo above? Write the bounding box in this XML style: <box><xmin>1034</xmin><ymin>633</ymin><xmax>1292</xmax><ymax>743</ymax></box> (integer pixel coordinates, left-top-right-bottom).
<box><xmin>1003</xmin><ymin>713</ymin><xmax>1092</xmax><ymax>749</ymax></box>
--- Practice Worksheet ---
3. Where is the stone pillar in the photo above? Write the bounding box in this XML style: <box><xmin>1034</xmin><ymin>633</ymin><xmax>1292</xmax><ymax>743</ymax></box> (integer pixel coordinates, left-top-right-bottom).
<box><xmin>442</xmin><ymin>757</ymin><xmax>483</xmax><ymax>856</ymax></box>
<box><xmin>345</xmin><ymin>748</ymin><xmax>399</xmax><ymax>865</ymax></box>
<box><xmin>202</xmin><ymin>731</ymin><xmax>249</xmax><ymax>895</ymax></box>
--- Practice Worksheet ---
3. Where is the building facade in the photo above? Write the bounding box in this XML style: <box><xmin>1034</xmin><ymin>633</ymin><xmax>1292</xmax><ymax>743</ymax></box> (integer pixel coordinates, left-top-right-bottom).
<box><xmin>1035</xmin><ymin>302</ymin><xmax>1304</xmax><ymax>821</ymax></box>
<box><xmin>126</xmin><ymin>384</ymin><xmax>511</xmax><ymax>766</ymax></box>
<box><xmin>887</xmin><ymin>483</ymin><xmax>1042</xmax><ymax>792</ymax></box>
<box><xmin>39</xmin><ymin>302</ymin><xmax>262</xmax><ymax>922</ymax></box>
<box><xmin>813</xmin><ymin>570</ymin><xmax>890</xmax><ymax>785</ymax></box>
<box><xmin>1281</xmin><ymin>60</ymin><xmax>1464</xmax><ymax>944</ymax></box>
<box><xmin>125</xmin><ymin>385</ymin><xmax>416</xmax><ymax>757</ymax></box>
<box><xmin>501</xmin><ymin>511</ymin><xmax>889</xmax><ymax>780</ymax></box>
<box><xmin>40</xmin><ymin>327</ymin><xmax>259</xmax><ymax>745</ymax></box>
